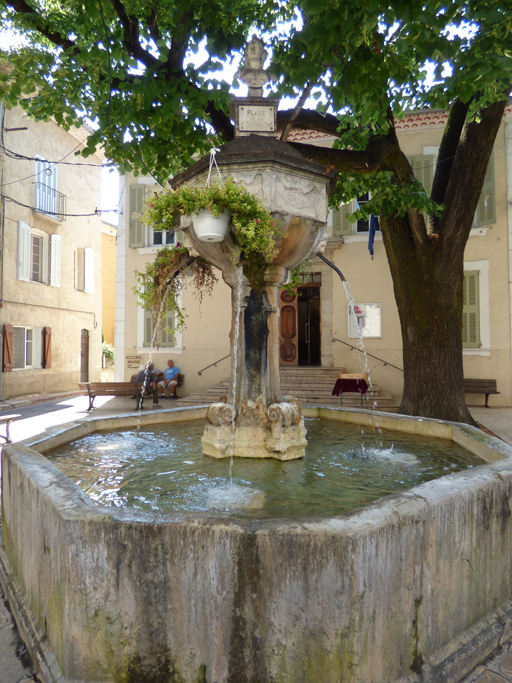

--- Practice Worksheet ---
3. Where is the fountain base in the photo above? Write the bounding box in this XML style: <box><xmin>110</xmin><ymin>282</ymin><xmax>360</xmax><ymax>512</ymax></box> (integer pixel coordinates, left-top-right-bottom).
<box><xmin>202</xmin><ymin>398</ymin><xmax>308</xmax><ymax>460</ymax></box>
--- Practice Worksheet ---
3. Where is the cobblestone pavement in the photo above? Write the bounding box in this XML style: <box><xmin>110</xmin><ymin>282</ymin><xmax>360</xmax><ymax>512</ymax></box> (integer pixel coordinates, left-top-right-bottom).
<box><xmin>0</xmin><ymin>585</ymin><xmax>35</xmax><ymax>683</ymax></box>
<box><xmin>0</xmin><ymin>394</ymin><xmax>511</xmax><ymax>682</ymax></box>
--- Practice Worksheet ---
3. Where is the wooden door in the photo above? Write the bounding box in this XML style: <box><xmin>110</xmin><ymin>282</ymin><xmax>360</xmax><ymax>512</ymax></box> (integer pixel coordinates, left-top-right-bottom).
<box><xmin>279</xmin><ymin>289</ymin><xmax>299</xmax><ymax>366</ymax></box>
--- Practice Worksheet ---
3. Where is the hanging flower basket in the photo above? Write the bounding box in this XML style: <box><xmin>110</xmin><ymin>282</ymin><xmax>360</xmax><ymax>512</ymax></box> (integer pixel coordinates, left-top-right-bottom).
<box><xmin>192</xmin><ymin>208</ymin><xmax>231</xmax><ymax>242</ymax></box>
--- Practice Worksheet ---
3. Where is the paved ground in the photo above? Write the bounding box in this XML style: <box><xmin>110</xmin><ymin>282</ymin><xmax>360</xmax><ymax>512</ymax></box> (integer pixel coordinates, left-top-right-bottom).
<box><xmin>0</xmin><ymin>392</ymin><xmax>511</xmax><ymax>682</ymax></box>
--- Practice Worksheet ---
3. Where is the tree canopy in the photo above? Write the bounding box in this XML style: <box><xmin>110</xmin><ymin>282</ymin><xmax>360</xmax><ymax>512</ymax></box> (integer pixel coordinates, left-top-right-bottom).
<box><xmin>1</xmin><ymin>0</ymin><xmax>512</xmax><ymax>422</ymax></box>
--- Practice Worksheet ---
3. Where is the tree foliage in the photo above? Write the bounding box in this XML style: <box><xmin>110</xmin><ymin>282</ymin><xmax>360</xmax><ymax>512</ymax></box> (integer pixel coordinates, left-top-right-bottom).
<box><xmin>2</xmin><ymin>0</ymin><xmax>512</xmax><ymax>421</ymax></box>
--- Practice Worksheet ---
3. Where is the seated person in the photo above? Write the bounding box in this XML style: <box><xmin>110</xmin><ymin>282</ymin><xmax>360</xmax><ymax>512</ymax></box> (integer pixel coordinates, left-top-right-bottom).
<box><xmin>158</xmin><ymin>359</ymin><xmax>181</xmax><ymax>399</ymax></box>
<box><xmin>136</xmin><ymin>362</ymin><xmax>160</xmax><ymax>407</ymax></box>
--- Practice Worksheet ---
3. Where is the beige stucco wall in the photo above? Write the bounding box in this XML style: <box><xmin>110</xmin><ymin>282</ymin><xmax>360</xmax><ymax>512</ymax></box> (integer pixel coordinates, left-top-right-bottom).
<box><xmin>116</xmin><ymin>113</ymin><xmax>512</xmax><ymax>406</ymax></box>
<box><xmin>0</xmin><ymin>105</ymin><xmax>103</xmax><ymax>398</ymax></box>
<box><xmin>101</xmin><ymin>225</ymin><xmax>117</xmax><ymax>345</ymax></box>
<box><xmin>115</xmin><ymin>179</ymin><xmax>231</xmax><ymax>394</ymax></box>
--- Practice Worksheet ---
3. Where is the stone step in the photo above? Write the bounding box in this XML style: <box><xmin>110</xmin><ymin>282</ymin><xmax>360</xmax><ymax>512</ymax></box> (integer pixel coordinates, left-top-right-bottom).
<box><xmin>177</xmin><ymin>367</ymin><xmax>398</xmax><ymax>411</ymax></box>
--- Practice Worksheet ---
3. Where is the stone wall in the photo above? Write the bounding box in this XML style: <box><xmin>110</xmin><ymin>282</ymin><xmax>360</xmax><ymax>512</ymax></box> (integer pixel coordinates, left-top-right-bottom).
<box><xmin>2</xmin><ymin>412</ymin><xmax>512</xmax><ymax>682</ymax></box>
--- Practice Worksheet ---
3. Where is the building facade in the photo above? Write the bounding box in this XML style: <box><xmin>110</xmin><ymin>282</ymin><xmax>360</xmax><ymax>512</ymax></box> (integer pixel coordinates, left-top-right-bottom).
<box><xmin>0</xmin><ymin>104</ymin><xmax>104</xmax><ymax>399</ymax></box>
<box><xmin>114</xmin><ymin>107</ymin><xmax>512</xmax><ymax>407</ymax></box>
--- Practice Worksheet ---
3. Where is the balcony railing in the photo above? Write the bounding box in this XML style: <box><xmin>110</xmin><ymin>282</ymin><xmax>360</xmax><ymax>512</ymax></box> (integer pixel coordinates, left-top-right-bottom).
<box><xmin>34</xmin><ymin>182</ymin><xmax>66</xmax><ymax>221</ymax></box>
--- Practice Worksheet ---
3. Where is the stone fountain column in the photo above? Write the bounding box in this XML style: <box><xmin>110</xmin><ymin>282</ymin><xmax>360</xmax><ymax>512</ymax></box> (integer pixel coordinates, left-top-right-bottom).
<box><xmin>171</xmin><ymin>38</ymin><xmax>336</xmax><ymax>459</ymax></box>
<box><xmin>179</xmin><ymin>183</ymin><xmax>334</xmax><ymax>460</ymax></box>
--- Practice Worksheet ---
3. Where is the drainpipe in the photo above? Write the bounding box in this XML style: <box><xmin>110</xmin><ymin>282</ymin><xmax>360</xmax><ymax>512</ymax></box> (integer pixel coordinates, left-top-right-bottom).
<box><xmin>317</xmin><ymin>252</ymin><xmax>346</xmax><ymax>283</ymax></box>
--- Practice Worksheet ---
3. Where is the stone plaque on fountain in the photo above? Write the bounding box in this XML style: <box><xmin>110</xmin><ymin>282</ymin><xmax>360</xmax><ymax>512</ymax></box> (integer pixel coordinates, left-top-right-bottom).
<box><xmin>231</xmin><ymin>36</ymin><xmax>278</xmax><ymax>138</ymax></box>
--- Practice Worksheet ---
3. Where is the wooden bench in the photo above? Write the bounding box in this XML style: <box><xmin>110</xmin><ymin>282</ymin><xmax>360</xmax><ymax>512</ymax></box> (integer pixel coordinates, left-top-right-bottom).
<box><xmin>79</xmin><ymin>382</ymin><xmax>141</xmax><ymax>411</ymax></box>
<box><xmin>0</xmin><ymin>414</ymin><xmax>21</xmax><ymax>444</ymax></box>
<box><xmin>464</xmin><ymin>378</ymin><xmax>499</xmax><ymax>408</ymax></box>
<box><xmin>79</xmin><ymin>374</ymin><xmax>185</xmax><ymax>411</ymax></box>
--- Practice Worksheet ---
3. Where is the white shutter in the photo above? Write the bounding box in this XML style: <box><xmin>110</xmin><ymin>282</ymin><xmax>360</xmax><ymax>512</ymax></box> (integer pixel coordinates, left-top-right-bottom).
<box><xmin>50</xmin><ymin>234</ymin><xmax>61</xmax><ymax>287</ymax></box>
<box><xmin>32</xmin><ymin>327</ymin><xmax>43</xmax><ymax>369</ymax></box>
<box><xmin>84</xmin><ymin>248</ymin><xmax>94</xmax><ymax>293</ymax></box>
<box><xmin>17</xmin><ymin>220</ymin><xmax>31</xmax><ymax>281</ymax></box>
<box><xmin>476</xmin><ymin>150</ymin><xmax>495</xmax><ymax>227</ymax></box>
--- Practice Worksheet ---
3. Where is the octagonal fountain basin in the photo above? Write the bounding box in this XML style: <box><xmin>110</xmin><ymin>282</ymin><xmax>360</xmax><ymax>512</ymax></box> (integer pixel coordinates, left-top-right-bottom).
<box><xmin>2</xmin><ymin>406</ymin><xmax>512</xmax><ymax>683</ymax></box>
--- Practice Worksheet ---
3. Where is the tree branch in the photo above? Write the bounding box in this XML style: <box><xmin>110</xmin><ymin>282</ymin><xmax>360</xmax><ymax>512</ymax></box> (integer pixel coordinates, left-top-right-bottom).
<box><xmin>439</xmin><ymin>97</ymin><xmax>509</xmax><ymax>257</ymax></box>
<box><xmin>431</xmin><ymin>97</ymin><xmax>471</xmax><ymax>207</ymax></box>
<box><xmin>280</xmin><ymin>82</ymin><xmax>314</xmax><ymax>142</ymax></box>
<box><xmin>109</xmin><ymin>0</ymin><xmax>158</xmax><ymax>68</ymax></box>
<box><xmin>276</xmin><ymin>109</ymin><xmax>342</xmax><ymax>137</ymax></box>
<box><xmin>288</xmin><ymin>136</ymin><xmax>393</xmax><ymax>173</ymax></box>
<box><xmin>4</xmin><ymin>0</ymin><xmax>79</xmax><ymax>54</ymax></box>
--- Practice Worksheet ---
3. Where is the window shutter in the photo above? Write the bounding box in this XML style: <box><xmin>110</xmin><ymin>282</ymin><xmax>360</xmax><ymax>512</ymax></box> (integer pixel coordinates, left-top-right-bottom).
<box><xmin>408</xmin><ymin>155</ymin><xmax>435</xmax><ymax>194</ymax></box>
<box><xmin>462</xmin><ymin>270</ymin><xmax>480</xmax><ymax>348</ymax></box>
<box><xmin>476</xmin><ymin>150</ymin><xmax>495</xmax><ymax>227</ymax></box>
<box><xmin>332</xmin><ymin>199</ymin><xmax>357</xmax><ymax>236</ymax></box>
<box><xmin>129</xmin><ymin>185</ymin><xmax>147</xmax><ymax>247</ymax></box>
<box><xmin>32</xmin><ymin>327</ymin><xmax>43</xmax><ymax>369</ymax></box>
<box><xmin>75</xmin><ymin>248</ymin><xmax>85</xmax><ymax>290</ymax></box>
<box><xmin>12</xmin><ymin>327</ymin><xmax>25</xmax><ymax>369</ymax></box>
<box><xmin>43</xmin><ymin>327</ymin><xmax>52</xmax><ymax>368</ymax></box>
<box><xmin>50</xmin><ymin>234</ymin><xmax>61</xmax><ymax>287</ymax></box>
<box><xmin>3</xmin><ymin>325</ymin><xmax>13</xmax><ymax>372</ymax></box>
<box><xmin>17</xmin><ymin>220</ymin><xmax>31</xmax><ymax>281</ymax></box>
<box><xmin>84</xmin><ymin>248</ymin><xmax>94</xmax><ymax>293</ymax></box>
<box><xmin>144</xmin><ymin>307</ymin><xmax>154</xmax><ymax>347</ymax></box>
<box><xmin>160</xmin><ymin>310</ymin><xmax>175</xmax><ymax>347</ymax></box>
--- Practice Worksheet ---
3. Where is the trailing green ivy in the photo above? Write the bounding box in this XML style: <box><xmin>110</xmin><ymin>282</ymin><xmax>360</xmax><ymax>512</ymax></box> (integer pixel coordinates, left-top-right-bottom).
<box><xmin>133</xmin><ymin>244</ymin><xmax>217</xmax><ymax>340</ymax></box>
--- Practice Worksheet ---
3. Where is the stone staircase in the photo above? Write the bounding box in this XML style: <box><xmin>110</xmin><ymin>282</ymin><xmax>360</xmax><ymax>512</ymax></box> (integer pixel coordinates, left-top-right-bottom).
<box><xmin>176</xmin><ymin>366</ymin><xmax>399</xmax><ymax>411</ymax></box>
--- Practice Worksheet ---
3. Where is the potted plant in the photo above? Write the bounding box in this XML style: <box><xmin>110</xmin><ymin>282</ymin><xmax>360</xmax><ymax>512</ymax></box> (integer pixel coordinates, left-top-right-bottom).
<box><xmin>142</xmin><ymin>178</ymin><xmax>281</xmax><ymax>259</ymax></box>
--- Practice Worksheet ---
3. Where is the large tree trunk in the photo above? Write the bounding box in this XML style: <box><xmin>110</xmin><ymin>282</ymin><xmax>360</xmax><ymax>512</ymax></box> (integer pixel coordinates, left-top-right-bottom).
<box><xmin>380</xmin><ymin>214</ymin><xmax>476</xmax><ymax>425</ymax></box>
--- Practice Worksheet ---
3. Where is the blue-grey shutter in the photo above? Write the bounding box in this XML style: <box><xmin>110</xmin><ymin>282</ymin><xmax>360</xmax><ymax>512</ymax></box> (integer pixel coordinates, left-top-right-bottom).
<box><xmin>462</xmin><ymin>270</ymin><xmax>480</xmax><ymax>348</ymax></box>
<box><xmin>129</xmin><ymin>185</ymin><xmax>147</xmax><ymax>247</ymax></box>
<box><xmin>332</xmin><ymin>199</ymin><xmax>357</xmax><ymax>236</ymax></box>
<box><xmin>476</xmin><ymin>150</ymin><xmax>495</xmax><ymax>227</ymax></box>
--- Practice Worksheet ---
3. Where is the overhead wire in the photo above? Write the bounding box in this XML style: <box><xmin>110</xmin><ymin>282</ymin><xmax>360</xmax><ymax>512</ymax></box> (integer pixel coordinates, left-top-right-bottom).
<box><xmin>1</xmin><ymin>193</ymin><xmax>118</xmax><ymax>217</ymax></box>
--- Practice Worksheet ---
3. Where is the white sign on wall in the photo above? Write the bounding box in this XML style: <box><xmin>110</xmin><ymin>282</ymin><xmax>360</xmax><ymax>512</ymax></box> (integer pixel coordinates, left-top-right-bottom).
<box><xmin>348</xmin><ymin>303</ymin><xmax>382</xmax><ymax>338</ymax></box>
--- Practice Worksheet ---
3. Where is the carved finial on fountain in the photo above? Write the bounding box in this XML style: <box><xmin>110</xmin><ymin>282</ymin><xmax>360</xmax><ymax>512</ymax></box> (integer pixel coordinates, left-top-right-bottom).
<box><xmin>231</xmin><ymin>36</ymin><xmax>279</xmax><ymax>138</ymax></box>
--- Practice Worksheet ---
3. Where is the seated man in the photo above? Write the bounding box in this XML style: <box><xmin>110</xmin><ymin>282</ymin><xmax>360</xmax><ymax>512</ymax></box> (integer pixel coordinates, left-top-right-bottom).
<box><xmin>136</xmin><ymin>362</ymin><xmax>160</xmax><ymax>408</ymax></box>
<box><xmin>158</xmin><ymin>359</ymin><xmax>181</xmax><ymax>399</ymax></box>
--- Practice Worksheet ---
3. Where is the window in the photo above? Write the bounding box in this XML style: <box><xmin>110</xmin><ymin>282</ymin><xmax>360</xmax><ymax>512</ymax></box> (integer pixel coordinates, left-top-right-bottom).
<box><xmin>17</xmin><ymin>221</ymin><xmax>59</xmax><ymax>285</ymax></box>
<box><xmin>35</xmin><ymin>157</ymin><xmax>58</xmax><ymax>218</ymax></box>
<box><xmin>129</xmin><ymin>184</ymin><xmax>184</xmax><ymax>248</ymax></box>
<box><xmin>462</xmin><ymin>271</ymin><xmax>480</xmax><ymax>348</ymax></box>
<box><xmin>12</xmin><ymin>327</ymin><xmax>43</xmax><ymax>369</ymax></box>
<box><xmin>144</xmin><ymin>307</ymin><xmax>175</xmax><ymax>348</ymax></box>
<box><xmin>347</xmin><ymin>303</ymin><xmax>382</xmax><ymax>338</ymax></box>
<box><xmin>151</xmin><ymin>229</ymin><xmax>175</xmax><ymax>247</ymax></box>
<box><xmin>330</xmin><ymin>194</ymin><xmax>380</xmax><ymax>236</ymax></box>
<box><xmin>409</xmin><ymin>151</ymin><xmax>495</xmax><ymax>229</ymax></box>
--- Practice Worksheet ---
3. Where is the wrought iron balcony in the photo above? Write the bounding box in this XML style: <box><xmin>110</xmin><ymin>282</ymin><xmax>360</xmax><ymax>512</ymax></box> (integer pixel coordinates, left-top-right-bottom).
<box><xmin>34</xmin><ymin>182</ymin><xmax>66</xmax><ymax>221</ymax></box>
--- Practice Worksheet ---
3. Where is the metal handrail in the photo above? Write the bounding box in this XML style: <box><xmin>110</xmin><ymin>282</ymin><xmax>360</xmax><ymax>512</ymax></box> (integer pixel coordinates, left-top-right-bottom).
<box><xmin>197</xmin><ymin>354</ymin><xmax>231</xmax><ymax>376</ymax></box>
<box><xmin>332</xmin><ymin>337</ymin><xmax>403</xmax><ymax>373</ymax></box>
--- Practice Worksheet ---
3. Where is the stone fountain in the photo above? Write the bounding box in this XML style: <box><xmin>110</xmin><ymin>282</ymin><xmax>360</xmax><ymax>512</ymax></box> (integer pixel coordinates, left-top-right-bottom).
<box><xmin>172</xmin><ymin>38</ymin><xmax>336</xmax><ymax>459</ymax></box>
<box><xmin>4</xmin><ymin>37</ymin><xmax>512</xmax><ymax>683</ymax></box>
